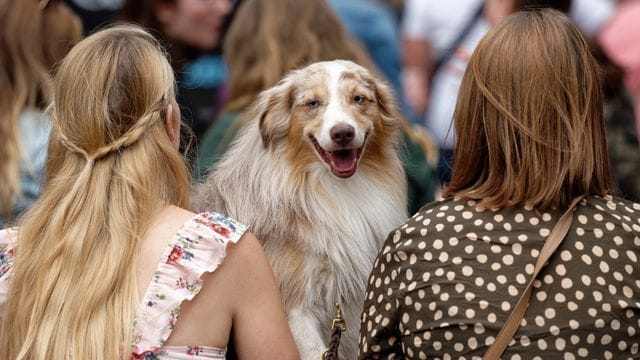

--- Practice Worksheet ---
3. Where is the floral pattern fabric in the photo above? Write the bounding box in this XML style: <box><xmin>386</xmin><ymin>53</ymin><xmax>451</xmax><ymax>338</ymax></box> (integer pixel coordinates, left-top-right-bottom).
<box><xmin>0</xmin><ymin>228</ymin><xmax>18</xmax><ymax>320</ymax></box>
<box><xmin>131</xmin><ymin>212</ymin><xmax>248</xmax><ymax>359</ymax></box>
<box><xmin>0</xmin><ymin>229</ymin><xmax>16</xmax><ymax>278</ymax></box>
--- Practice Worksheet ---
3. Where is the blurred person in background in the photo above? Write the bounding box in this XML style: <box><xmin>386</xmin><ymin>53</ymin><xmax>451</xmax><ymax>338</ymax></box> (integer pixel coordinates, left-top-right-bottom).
<box><xmin>328</xmin><ymin>0</ymin><xmax>402</xmax><ymax>96</ymax></box>
<box><xmin>570</xmin><ymin>0</ymin><xmax>616</xmax><ymax>36</ymax></box>
<box><xmin>401</xmin><ymin>0</ymin><xmax>579</xmax><ymax>186</ymax></box>
<box><xmin>0</xmin><ymin>0</ymin><xmax>82</xmax><ymax>227</ymax></box>
<box><xmin>589</xmin><ymin>39</ymin><xmax>640</xmax><ymax>202</ymax></box>
<box><xmin>328</xmin><ymin>0</ymin><xmax>426</xmax><ymax>125</ymax></box>
<box><xmin>599</xmin><ymin>0</ymin><xmax>640</xmax><ymax>143</ymax></box>
<box><xmin>120</xmin><ymin>0</ymin><xmax>235</xmax><ymax>140</ymax></box>
<box><xmin>380</xmin><ymin>0</ymin><xmax>405</xmax><ymax>22</ymax></box>
<box><xmin>327</xmin><ymin>0</ymin><xmax>412</xmax><ymax>120</ymax></box>
<box><xmin>62</xmin><ymin>0</ymin><xmax>123</xmax><ymax>34</ymax></box>
<box><xmin>195</xmin><ymin>0</ymin><xmax>437</xmax><ymax>215</ymax></box>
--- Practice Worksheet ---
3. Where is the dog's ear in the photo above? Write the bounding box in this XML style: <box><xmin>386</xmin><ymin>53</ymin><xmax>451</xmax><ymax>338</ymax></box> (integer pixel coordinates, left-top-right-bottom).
<box><xmin>369</xmin><ymin>76</ymin><xmax>400</xmax><ymax>127</ymax></box>
<box><xmin>254</xmin><ymin>79</ymin><xmax>293</xmax><ymax>149</ymax></box>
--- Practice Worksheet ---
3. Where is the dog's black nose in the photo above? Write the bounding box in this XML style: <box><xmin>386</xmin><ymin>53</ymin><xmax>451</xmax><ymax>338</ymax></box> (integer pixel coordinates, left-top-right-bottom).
<box><xmin>330</xmin><ymin>124</ymin><xmax>355</xmax><ymax>146</ymax></box>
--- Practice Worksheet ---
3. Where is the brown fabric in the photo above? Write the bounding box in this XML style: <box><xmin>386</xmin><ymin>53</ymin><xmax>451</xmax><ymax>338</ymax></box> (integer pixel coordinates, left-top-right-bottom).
<box><xmin>358</xmin><ymin>195</ymin><xmax>640</xmax><ymax>359</ymax></box>
<box><xmin>483</xmin><ymin>196</ymin><xmax>584</xmax><ymax>360</ymax></box>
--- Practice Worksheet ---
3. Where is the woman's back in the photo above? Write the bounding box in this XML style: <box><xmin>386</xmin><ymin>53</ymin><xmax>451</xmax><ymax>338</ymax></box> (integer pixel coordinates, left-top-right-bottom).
<box><xmin>134</xmin><ymin>207</ymin><xmax>240</xmax><ymax>356</ymax></box>
<box><xmin>1</xmin><ymin>207</ymin><xmax>296</xmax><ymax>358</ymax></box>
<box><xmin>0</xmin><ymin>25</ymin><xmax>298</xmax><ymax>359</ymax></box>
<box><xmin>360</xmin><ymin>195</ymin><xmax>640</xmax><ymax>358</ymax></box>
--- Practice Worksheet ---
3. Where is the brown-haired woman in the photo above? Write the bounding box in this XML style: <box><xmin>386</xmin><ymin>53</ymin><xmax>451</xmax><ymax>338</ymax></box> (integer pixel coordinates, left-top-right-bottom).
<box><xmin>359</xmin><ymin>9</ymin><xmax>640</xmax><ymax>359</ymax></box>
<box><xmin>0</xmin><ymin>0</ymin><xmax>82</xmax><ymax>227</ymax></box>
<box><xmin>0</xmin><ymin>24</ymin><xmax>298</xmax><ymax>359</ymax></box>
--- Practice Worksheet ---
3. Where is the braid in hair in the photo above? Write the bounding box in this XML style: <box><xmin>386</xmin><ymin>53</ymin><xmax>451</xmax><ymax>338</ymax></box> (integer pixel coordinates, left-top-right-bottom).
<box><xmin>55</xmin><ymin>99</ymin><xmax>166</xmax><ymax>165</ymax></box>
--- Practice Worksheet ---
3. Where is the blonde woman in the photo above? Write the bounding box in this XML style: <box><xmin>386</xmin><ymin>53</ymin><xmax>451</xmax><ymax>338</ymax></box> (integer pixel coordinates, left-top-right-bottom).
<box><xmin>0</xmin><ymin>25</ymin><xmax>298</xmax><ymax>359</ymax></box>
<box><xmin>360</xmin><ymin>9</ymin><xmax>640</xmax><ymax>359</ymax></box>
<box><xmin>0</xmin><ymin>0</ymin><xmax>82</xmax><ymax>227</ymax></box>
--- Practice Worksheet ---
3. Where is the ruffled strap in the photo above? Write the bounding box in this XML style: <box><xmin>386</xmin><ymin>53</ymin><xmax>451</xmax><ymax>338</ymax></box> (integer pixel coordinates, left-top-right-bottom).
<box><xmin>0</xmin><ymin>228</ymin><xmax>17</xmax><ymax>278</ymax></box>
<box><xmin>131</xmin><ymin>212</ymin><xmax>248</xmax><ymax>357</ymax></box>
<box><xmin>0</xmin><ymin>228</ymin><xmax>18</xmax><ymax>321</ymax></box>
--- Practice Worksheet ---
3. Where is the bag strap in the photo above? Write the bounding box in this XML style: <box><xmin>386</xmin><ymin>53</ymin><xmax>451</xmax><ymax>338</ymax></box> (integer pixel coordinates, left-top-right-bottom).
<box><xmin>322</xmin><ymin>304</ymin><xmax>347</xmax><ymax>360</ymax></box>
<box><xmin>432</xmin><ymin>3</ymin><xmax>484</xmax><ymax>76</ymax></box>
<box><xmin>482</xmin><ymin>195</ymin><xmax>585</xmax><ymax>360</ymax></box>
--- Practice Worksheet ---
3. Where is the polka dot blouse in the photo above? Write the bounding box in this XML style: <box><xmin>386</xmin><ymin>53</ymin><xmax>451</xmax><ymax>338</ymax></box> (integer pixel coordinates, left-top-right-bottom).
<box><xmin>359</xmin><ymin>195</ymin><xmax>640</xmax><ymax>359</ymax></box>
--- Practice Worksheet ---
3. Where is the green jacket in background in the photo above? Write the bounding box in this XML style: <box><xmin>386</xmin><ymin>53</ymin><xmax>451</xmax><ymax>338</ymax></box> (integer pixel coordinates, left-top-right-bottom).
<box><xmin>194</xmin><ymin>111</ymin><xmax>241</xmax><ymax>183</ymax></box>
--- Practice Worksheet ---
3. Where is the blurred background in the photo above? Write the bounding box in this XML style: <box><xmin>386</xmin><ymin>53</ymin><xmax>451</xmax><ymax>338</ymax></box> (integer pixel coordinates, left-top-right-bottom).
<box><xmin>2</xmin><ymin>0</ymin><xmax>639</xmax><ymax>226</ymax></box>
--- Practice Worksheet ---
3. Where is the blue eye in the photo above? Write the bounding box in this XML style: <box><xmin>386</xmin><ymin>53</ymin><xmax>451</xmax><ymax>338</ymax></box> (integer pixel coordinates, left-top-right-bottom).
<box><xmin>306</xmin><ymin>100</ymin><xmax>319</xmax><ymax>108</ymax></box>
<box><xmin>354</xmin><ymin>95</ymin><xmax>366</xmax><ymax>104</ymax></box>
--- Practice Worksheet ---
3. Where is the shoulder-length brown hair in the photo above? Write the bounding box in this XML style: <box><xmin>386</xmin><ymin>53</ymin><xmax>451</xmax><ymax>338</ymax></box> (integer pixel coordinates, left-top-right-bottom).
<box><xmin>444</xmin><ymin>9</ymin><xmax>613</xmax><ymax>210</ymax></box>
<box><xmin>223</xmin><ymin>0</ymin><xmax>374</xmax><ymax>113</ymax></box>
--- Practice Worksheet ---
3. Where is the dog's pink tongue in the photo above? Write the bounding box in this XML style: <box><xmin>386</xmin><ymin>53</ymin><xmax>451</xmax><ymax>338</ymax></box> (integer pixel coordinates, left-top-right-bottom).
<box><xmin>330</xmin><ymin>149</ymin><xmax>358</xmax><ymax>178</ymax></box>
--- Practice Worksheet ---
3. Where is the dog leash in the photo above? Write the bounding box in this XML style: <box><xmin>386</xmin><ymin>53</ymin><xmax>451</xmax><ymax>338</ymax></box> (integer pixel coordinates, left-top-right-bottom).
<box><xmin>322</xmin><ymin>303</ymin><xmax>347</xmax><ymax>360</ymax></box>
<box><xmin>482</xmin><ymin>195</ymin><xmax>585</xmax><ymax>360</ymax></box>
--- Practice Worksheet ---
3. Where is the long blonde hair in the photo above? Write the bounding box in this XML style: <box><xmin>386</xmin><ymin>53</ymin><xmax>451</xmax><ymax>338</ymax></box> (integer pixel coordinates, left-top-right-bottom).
<box><xmin>1</xmin><ymin>25</ymin><xmax>191</xmax><ymax>359</ymax></box>
<box><xmin>445</xmin><ymin>9</ymin><xmax>613</xmax><ymax>210</ymax></box>
<box><xmin>0</xmin><ymin>0</ymin><xmax>81</xmax><ymax>218</ymax></box>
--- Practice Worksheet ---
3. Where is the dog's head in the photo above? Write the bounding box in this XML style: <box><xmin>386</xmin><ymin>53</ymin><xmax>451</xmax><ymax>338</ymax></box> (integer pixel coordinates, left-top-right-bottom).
<box><xmin>252</xmin><ymin>60</ymin><xmax>400</xmax><ymax>179</ymax></box>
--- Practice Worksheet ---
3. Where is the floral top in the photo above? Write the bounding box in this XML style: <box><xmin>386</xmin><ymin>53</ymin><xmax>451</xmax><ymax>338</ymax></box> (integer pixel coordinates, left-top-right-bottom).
<box><xmin>0</xmin><ymin>212</ymin><xmax>248</xmax><ymax>360</ymax></box>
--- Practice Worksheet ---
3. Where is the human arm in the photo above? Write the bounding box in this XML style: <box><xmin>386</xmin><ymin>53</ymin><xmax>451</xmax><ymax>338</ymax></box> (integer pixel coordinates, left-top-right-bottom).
<box><xmin>402</xmin><ymin>37</ymin><xmax>433</xmax><ymax>117</ymax></box>
<box><xmin>401</xmin><ymin>0</ymin><xmax>437</xmax><ymax>116</ymax></box>
<box><xmin>225</xmin><ymin>232</ymin><xmax>299</xmax><ymax>360</ymax></box>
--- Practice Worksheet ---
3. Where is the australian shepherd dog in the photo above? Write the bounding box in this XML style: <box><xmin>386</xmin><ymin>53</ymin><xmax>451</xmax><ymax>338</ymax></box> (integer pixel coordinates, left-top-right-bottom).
<box><xmin>193</xmin><ymin>60</ymin><xmax>407</xmax><ymax>359</ymax></box>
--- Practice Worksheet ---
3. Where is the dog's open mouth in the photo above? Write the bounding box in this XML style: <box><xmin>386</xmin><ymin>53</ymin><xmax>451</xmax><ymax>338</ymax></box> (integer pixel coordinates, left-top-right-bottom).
<box><xmin>310</xmin><ymin>136</ymin><xmax>364</xmax><ymax>178</ymax></box>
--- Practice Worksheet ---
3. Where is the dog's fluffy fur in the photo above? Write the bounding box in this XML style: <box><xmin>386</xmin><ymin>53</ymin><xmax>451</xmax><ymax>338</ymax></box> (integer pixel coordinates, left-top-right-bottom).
<box><xmin>193</xmin><ymin>60</ymin><xmax>407</xmax><ymax>359</ymax></box>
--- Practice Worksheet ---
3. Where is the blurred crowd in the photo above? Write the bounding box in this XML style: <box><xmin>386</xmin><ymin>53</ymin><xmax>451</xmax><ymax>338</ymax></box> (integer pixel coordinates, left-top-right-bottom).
<box><xmin>2</xmin><ymin>0</ymin><xmax>639</xmax><ymax>226</ymax></box>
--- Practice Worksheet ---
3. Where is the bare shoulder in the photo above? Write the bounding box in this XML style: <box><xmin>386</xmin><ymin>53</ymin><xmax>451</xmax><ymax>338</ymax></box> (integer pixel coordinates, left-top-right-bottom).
<box><xmin>162</xmin><ymin>206</ymin><xmax>197</xmax><ymax>225</ymax></box>
<box><xmin>218</xmin><ymin>231</ymin><xmax>271</xmax><ymax>282</ymax></box>
<box><xmin>189</xmin><ymin>231</ymin><xmax>273</xmax><ymax>320</ymax></box>
<box><xmin>205</xmin><ymin>230</ymin><xmax>278</xmax><ymax>303</ymax></box>
<box><xmin>147</xmin><ymin>206</ymin><xmax>196</xmax><ymax>237</ymax></box>
<box><xmin>227</xmin><ymin>231</ymin><xmax>264</xmax><ymax>262</ymax></box>
<box><xmin>140</xmin><ymin>206</ymin><xmax>198</xmax><ymax>269</ymax></box>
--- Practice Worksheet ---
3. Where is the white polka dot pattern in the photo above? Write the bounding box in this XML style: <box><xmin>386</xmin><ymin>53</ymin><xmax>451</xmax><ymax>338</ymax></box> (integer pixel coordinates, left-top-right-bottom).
<box><xmin>358</xmin><ymin>196</ymin><xmax>640</xmax><ymax>359</ymax></box>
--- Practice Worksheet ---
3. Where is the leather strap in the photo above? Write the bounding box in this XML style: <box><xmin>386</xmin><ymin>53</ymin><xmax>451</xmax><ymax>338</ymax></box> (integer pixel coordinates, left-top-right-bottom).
<box><xmin>321</xmin><ymin>324</ymin><xmax>343</xmax><ymax>360</ymax></box>
<box><xmin>482</xmin><ymin>196</ymin><xmax>585</xmax><ymax>360</ymax></box>
<box><xmin>322</xmin><ymin>304</ymin><xmax>347</xmax><ymax>360</ymax></box>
